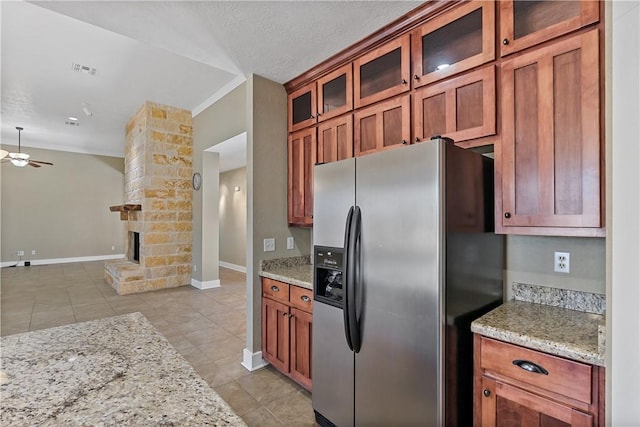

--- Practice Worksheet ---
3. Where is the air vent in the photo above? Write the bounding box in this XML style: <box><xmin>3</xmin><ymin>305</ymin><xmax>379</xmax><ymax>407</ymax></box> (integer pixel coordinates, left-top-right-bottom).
<box><xmin>65</xmin><ymin>120</ymin><xmax>80</xmax><ymax>126</ymax></box>
<box><xmin>71</xmin><ymin>63</ymin><xmax>97</xmax><ymax>75</ymax></box>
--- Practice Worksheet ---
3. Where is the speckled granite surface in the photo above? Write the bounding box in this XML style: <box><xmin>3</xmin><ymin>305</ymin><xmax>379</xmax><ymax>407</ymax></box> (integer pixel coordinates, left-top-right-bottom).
<box><xmin>259</xmin><ymin>256</ymin><xmax>313</xmax><ymax>290</ymax></box>
<box><xmin>471</xmin><ymin>300</ymin><xmax>604</xmax><ymax>366</ymax></box>
<box><xmin>512</xmin><ymin>282</ymin><xmax>605</xmax><ymax>315</ymax></box>
<box><xmin>0</xmin><ymin>312</ymin><xmax>246</xmax><ymax>426</ymax></box>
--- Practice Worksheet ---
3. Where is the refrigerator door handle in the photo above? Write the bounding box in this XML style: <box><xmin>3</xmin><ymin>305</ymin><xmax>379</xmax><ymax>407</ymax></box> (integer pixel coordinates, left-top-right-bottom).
<box><xmin>342</xmin><ymin>206</ymin><xmax>355</xmax><ymax>351</ymax></box>
<box><xmin>350</xmin><ymin>205</ymin><xmax>362</xmax><ymax>353</ymax></box>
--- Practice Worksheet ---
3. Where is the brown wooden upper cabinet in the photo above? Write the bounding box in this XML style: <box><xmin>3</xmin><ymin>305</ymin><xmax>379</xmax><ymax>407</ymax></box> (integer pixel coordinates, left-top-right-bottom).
<box><xmin>317</xmin><ymin>64</ymin><xmax>353</xmax><ymax>123</ymax></box>
<box><xmin>317</xmin><ymin>114</ymin><xmax>353</xmax><ymax>164</ymax></box>
<box><xmin>498</xmin><ymin>29</ymin><xmax>601</xmax><ymax>236</ymax></box>
<box><xmin>412</xmin><ymin>1</ymin><xmax>495</xmax><ymax>88</ymax></box>
<box><xmin>500</xmin><ymin>0</ymin><xmax>600</xmax><ymax>56</ymax></box>
<box><xmin>354</xmin><ymin>34</ymin><xmax>410</xmax><ymax>109</ymax></box>
<box><xmin>414</xmin><ymin>65</ymin><xmax>496</xmax><ymax>145</ymax></box>
<box><xmin>288</xmin><ymin>127</ymin><xmax>316</xmax><ymax>226</ymax></box>
<box><xmin>288</xmin><ymin>82</ymin><xmax>317</xmax><ymax>132</ymax></box>
<box><xmin>354</xmin><ymin>94</ymin><xmax>410</xmax><ymax>157</ymax></box>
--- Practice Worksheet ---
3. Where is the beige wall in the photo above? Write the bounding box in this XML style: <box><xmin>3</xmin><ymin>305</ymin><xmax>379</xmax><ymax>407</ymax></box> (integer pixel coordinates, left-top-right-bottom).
<box><xmin>192</xmin><ymin>83</ymin><xmax>247</xmax><ymax>282</ymax></box>
<box><xmin>246</xmin><ymin>74</ymin><xmax>312</xmax><ymax>353</ymax></box>
<box><xmin>1</xmin><ymin>147</ymin><xmax>125</xmax><ymax>263</ymax></box>
<box><xmin>504</xmin><ymin>236</ymin><xmax>606</xmax><ymax>299</ymax></box>
<box><xmin>219</xmin><ymin>167</ymin><xmax>247</xmax><ymax>268</ymax></box>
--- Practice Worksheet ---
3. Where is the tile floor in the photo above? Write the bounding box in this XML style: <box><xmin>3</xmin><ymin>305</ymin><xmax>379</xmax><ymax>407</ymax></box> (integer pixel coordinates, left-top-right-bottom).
<box><xmin>0</xmin><ymin>261</ymin><xmax>317</xmax><ymax>426</ymax></box>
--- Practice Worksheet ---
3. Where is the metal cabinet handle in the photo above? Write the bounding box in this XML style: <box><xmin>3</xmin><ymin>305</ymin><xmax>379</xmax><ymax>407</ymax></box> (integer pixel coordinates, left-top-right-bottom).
<box><xmin>413</xmin><ymin>74</ymin><xmax>419</xmax><ymax>80</ymax></box>
<box><xmin>282</xmin><ymin>312</ymin><xmax>288</xmax><ymax>317</ymax></box>
<box><xmin>270</xmin><ymin>285</ymin><xmax>280</xmax><ymax>292</ymax></box>
<box><xmin>483</xmin><ymin>389</ymin><xmax>491</xmax><ymax>397</ymax></box>
<box><xmin>415</xmin><ymin>137</ymin><xmax>420</xmax><ymax>143</ymax></box>
<box><xmin>504</xmin><ymin>212</ymin><xmax>511</xmax><ymax>219</ymax></box>
<box><xmin>402</xmin><ymin>140</ymin><xmax>408</xmax><ymax>145</ymax></box>
<box><xmin>301</xmin><ymin>295</ymin><xmax>311</xmax><ymax>302</ymax></box>
<box><xmin>503</xmin><ymin>38</ymin><xmax>509</xmax><ymax>45</ymax></box>
<box><xmin>401</xmin><ymin>79</ymin><xmax>407</xmax><ymax>84</ymax></box>
<box><xmin>289</xmin><ymin>313</ymin><xmax>294</xmax><ymax>318</ymax></box>
<box><xmin>512</xmin><ymin>359</ymin><xmax>549</xmax><ymax>375</ymax></box>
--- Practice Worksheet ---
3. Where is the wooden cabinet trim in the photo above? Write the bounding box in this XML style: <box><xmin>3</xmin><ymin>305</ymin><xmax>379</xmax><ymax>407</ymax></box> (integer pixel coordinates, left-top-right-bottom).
<box><xmin>411</xmin><ymin>1</ymin><xmax>495</xmax><ymax>88</ymax></box>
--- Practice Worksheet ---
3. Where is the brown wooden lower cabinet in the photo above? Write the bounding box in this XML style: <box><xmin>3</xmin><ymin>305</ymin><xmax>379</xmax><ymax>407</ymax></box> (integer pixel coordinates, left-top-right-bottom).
<box><xmin>261</xmin><ymin>278</ymin><xmax>313</xmax><ymax>390</ymax></box>
<box><xmin>474</xmin><ymin>335</ymin><xmax>604</xmax><ymax>427</ymax></box>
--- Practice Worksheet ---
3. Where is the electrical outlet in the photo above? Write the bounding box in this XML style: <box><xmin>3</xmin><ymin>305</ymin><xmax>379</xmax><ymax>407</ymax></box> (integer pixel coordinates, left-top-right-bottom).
<box><xmin>554</xmin><ymin>252</ymin><xmax>570</xmax><ymax>273</ymax></box>
<box><xmin>17</xmin><ymin>250</ymin><xmax>24</xmax><ymax>257</ymax></box>
<box><xmin>193</xmin><ymin>264</ymin><xmax>197</xmax><ymax>272</ymax></box>
<box><xmin>111</xmin><ymin>245</ymin><xmax>116</xmax><ymax>251</ymax></box>
<box><xmin>264</xmin><ymin>238</ymin><xmax>275</xmax><ymax>252</ymax></box>
<box><xmin>31</xmin><ymin>250</ymin><xmax>36</xmax><ymax>255</ymax></box>
<box><xmin>287</xmin><ymin>237</ymin><xmax>294</xmax><ymax>250</ymax></box>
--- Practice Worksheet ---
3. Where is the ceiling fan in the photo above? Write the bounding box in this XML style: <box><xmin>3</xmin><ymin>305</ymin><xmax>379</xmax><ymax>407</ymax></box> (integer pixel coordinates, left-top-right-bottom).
<box><xmin>1</xmin><ymin>127</ymin><xmax>54</xmax><ymax>168</ymax></box>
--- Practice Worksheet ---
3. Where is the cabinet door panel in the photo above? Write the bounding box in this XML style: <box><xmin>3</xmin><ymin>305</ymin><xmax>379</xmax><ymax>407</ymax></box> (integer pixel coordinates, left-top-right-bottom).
<box><xmin>414</xmin><ymin>66</ymin><xmax>496</xmax><ymax>145</ymax></box>
<box><xmin>288</xmin><ymin>128</ymin><xmax>316</xmax><ymax>226</ymax></box>
<box><xmin>354</xmin><ymin>34</ymin><xmax>410</xmax><ymax>108</ymax></box>
<box><xmin>317</xmin><ymin>115</ymin><xmax>353</xmax><ymax>164</ymax></box>
<box><xmin>354</xmin><ymin>94</ymin><xmax>410</xmax><ymax>157</ymax></box>
<box><xmin>412</xmin><ymin>1</ymin><xmax>495</xmax><ymax>87</ymax></box>
<box><xmin>500</xmin><ymin>0</ymin><xmax>600</xmax><ymax>56</ymax></box>
<box><xmin>317</xmin><ymin>64</ymin><xmax>353</xmax><ymax>122</ymax></box>
<box><xmin>500</xmin><ymin>29</ymin><xmax>601</xmax><ymax>232</ymax></box>
<box><xmin>262</xmin><ymin>298</ymin><xmax>290</xmax><ymax>373</ymax></box>
<box><xmin>288</xmin><ymin>82</ymin><xmax>317</xmax><ymax>132</ymax></box>
<box><xmin>290</xmin><ymin>307</ymin><xmax>313</xmax><ymax>390</ymax></box>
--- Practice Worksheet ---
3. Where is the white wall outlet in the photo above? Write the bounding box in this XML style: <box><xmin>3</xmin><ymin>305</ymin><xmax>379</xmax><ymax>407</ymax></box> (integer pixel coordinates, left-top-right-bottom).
<box><xmin>287</xmin><ymin>237</ymin><xmax>295</xmax><ymax>250</ymax></box>
<box><xmin>554</xmin><ymin>252</ymin><xmax>570</xmax><ymax>273</ymax></box>
<box><xmin>31</xmin><ymin>250</ymin><xmax>36</xmax><ymax>255</ymax></box>
<box><xmin>111</xmin><ymin>245</ymin><xmax>116</xmax><ymax>251</ymax></box>
<box><xmin>17</xmin><ymin>250</ymin><xmax>24</xmax><ymax>256</ymax></box>
<box><xmin>193</xmin><ymin>264</ymin><xmax>197</xmax><ymax>272</ymax></box>
<box><xmin>264</xmin><ymin>238</ymin><xmax>276</xmax><ymax>252</ymax></box>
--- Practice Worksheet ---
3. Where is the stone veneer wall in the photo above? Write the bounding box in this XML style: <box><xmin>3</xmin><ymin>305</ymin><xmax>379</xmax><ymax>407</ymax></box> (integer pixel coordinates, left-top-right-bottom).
<box><xmin>105</xmin><ymin>101</ymin><xmax>193</xmax><ymax>294</ymax></box>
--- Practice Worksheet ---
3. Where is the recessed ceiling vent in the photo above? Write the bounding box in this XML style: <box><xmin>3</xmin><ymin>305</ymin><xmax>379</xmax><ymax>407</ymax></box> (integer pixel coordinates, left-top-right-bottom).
<box><xmin>65</xmin><ymin>120</ymin><xmax>80</xmax><ymax>126</ymax></box>
<box><xmin>71</xmin><ymin>63</ymin><xmax>97</xmax><ymax>76</ymax></box>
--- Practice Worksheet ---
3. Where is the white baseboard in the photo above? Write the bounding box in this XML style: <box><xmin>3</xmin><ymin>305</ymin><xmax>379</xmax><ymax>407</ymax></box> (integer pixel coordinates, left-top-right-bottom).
<box><xmin>241</xmin><ymin>348</ymin><xmax>268</xmax><ymax>371</ymax></box>
<box><xmin>219</xmin><ymin>261</ymin><xmax>246</xmax><ymax>273</ymax></box>
<box><xmin>190</xmin><ymin>278</ymin><xmax>221</xmax><ymax>290</ymax></box>
<box><xmin>0</xmin><ymin>254</ymin><xmax>125</xmax><ymax>268</ymax></box>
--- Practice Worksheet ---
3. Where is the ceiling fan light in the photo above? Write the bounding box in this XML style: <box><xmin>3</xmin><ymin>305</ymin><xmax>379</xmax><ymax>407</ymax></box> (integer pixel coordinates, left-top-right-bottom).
<box><xmin>9</xmin><ymin>152</ymin><xmax>30</xmax><ymax>160</ymax></box>
<box><xmin>10</xmin><ymin>158</ymin><xmax>29</xmax><ymax>167</ymax></box>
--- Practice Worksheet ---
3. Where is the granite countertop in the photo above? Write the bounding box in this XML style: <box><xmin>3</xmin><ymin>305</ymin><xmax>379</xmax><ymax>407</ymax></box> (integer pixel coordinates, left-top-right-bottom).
<box><xmin>259</xmin><ymin>256</ymin><xmax>313</xmax><ymax>290</ymax></box>
<box><xmin>0</xmin><ymin>312</ymin><xmax>246</xmax><ymax>426</ymax></box>
<box><xmin>472</xmin><ymin>299</ymin><xmax>605</xmax><ymax>367</ymax></box>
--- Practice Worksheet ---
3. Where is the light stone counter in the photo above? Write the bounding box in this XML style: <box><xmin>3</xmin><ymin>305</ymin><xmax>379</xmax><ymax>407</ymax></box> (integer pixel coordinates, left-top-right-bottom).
<box><xmin>0</xmin><ymin>312</ymin><xmax>246</xmax><ymax>426</ymax></box>
<box><xmin>471</xmin><ymin>300</ymin><xmax>604</xmax><ymax>366</ymax></box>
<box><xmin>259</xmin><ymin>256</ymin><xmax>313</xmax><ymax>290</ymax></box>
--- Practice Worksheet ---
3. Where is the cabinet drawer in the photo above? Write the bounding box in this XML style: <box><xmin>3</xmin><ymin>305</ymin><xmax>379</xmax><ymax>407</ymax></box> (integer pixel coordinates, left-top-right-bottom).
<box><xmin>289</xmin><ymin>285</ymin><xmax>313</xmax><ymax>313</ymax></box>
<box><xmin>262</xmin><ymin>278</ymin><xmax>290</xmax><ymax>303</ymax></box>
<box><xmin>480</xmin><ymin>337</ymin><xmax>592</xmax><ymax>404</ymax></box>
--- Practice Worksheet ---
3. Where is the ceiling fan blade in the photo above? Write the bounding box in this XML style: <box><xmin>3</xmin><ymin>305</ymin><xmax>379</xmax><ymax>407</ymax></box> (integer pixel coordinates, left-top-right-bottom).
<box><xmin>28</xmin><ymin>161</ymin><xmax>42</xmax><ymax>168</ymax></box>
<box><xmin>30</xmin><ymin>160</ymin><xmax>54</xmax><ymax>165</ymax></box>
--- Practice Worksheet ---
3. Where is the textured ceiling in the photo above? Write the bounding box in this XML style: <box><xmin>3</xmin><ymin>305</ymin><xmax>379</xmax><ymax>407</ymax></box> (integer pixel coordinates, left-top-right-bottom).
<box><xmin>1</xmin><ymin>1</ymin><xmax>422</xmax><ymax>158</ymax></box>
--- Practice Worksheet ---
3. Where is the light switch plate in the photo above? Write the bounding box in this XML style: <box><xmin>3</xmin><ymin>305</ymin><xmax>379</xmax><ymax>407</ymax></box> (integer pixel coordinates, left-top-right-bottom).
<box><xmin>287</xmin><ymin>237</ymin><xmax>294</xmax><ymax>250</ymax></box>
<box><xmin>264</xmin><ymin>238</ymin><xmax>275</xmax><ymax>252</ymax></box>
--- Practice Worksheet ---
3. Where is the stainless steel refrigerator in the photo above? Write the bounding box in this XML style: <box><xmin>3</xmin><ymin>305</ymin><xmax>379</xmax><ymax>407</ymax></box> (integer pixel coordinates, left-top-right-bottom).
<box><xmin>312</xmin><ymin>139</ymin><xmax>504</xmax><ymax>427</ymax></box>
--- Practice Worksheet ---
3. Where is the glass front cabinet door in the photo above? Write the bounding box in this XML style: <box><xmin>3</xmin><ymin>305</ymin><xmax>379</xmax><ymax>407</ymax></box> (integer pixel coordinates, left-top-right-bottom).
<box><xmin>354</xmin><ymin>34</ymin><xmax>410</xmax><ymax>109</ymax></box>
<box><xmin>288</xmin><ymin>82</ymin><xmax>317</xmax><ymax>132</ymax></box>
<box><xmin>500</xmin><ymin>0</ymin><xmax>600</xmax><ymax>56</ymax></box>
<box><xmin>317</xmin><ymin>64</ymin><xmax>353</xmax><ymax>123</ymax></box>
<box><xmin>411</xmin><ymin>1</ymin><xmax>495</xmax><ymax>88</ymax></box>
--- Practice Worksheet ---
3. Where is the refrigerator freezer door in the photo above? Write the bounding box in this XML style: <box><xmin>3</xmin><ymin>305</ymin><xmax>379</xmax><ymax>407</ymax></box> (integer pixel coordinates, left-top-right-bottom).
<box><xmin>354</xmin><ymin>141</ymin><xmax>443</xmax><ymax>426</ymax></box>
<box><xmin>313</xmin><ymin>158</ymin><xmax>356</xmax><ymax>248</ymax></box>
<box><xmin>313</xmin><ymin>158</ymin><xmax>356</xmax><ymax>426</ymax></box>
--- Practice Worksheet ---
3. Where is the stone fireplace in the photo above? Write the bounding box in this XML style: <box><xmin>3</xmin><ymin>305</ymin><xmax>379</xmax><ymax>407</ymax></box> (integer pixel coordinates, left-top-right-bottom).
<box><xmin>105</xmin><ymin>101</ymin><xmax>193</xmax><ymax>295</ymax></box>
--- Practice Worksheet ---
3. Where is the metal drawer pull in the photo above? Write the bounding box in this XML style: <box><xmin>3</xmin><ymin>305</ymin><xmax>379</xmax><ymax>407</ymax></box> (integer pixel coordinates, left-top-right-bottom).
<box><xmin>512</xmin><ymin>359</ymin><xmax>549</xmax><ymax>375</ymax></box>
<box><xmin>270</xmin><ymin>285</ymin><xmax>279</xmax><ymax>292</ymax></box>
<box><xmin>301</xmin><ymin>295</ymin><xmax>311</xmax><ymax>302</ymax></box>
